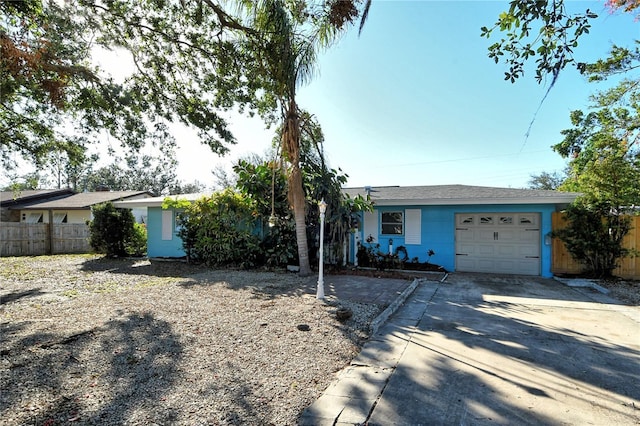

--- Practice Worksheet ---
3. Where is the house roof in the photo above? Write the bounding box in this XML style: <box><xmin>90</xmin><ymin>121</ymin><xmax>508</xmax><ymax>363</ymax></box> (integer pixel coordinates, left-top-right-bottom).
<box><xmin>113</xmin><ymin>186</ymin><xmax>580</xmax><ymax>210</ymax></box>
<box><xmin>113</xmin><ymin>193</ymin><xmax>210</xmax><ymax>208</ymax></box>
<box><xmin>343</xmin><ymin>185</ymin><xmax>580</xmax><ymax>206</ymax></box>
<box><xmin>0</xmin><ymin>189</ymin><xmax>75</xmax><ymax>208</ymax></box>
<box><xmin>17</xmin><ymin>191</ymin><xmax>152</xmax><ymax>210</ymax></box>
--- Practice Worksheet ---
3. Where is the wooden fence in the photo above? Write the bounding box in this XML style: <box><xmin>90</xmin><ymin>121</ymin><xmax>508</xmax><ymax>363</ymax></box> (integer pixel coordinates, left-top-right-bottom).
<box><xmin>552</xmin><ymin>212</ymin><xmax>640</xmax><ymax>280</ymax></box>
<box><xmin>0</xmin><ymin>223</ymin><xmax>91</xmax><ymax>256</ymax></box>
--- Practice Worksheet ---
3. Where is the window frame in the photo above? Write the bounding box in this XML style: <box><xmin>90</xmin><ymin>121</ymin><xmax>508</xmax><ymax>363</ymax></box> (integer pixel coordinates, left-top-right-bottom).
<box><xmin>53</xmin><ymin>212</ymin><xmax>68</xmax><ymax>223</ymax></box>
<box><xmin>380</xmin><ymin>211</ymin><xmax>404</xmax><ymax>235</ymax></box>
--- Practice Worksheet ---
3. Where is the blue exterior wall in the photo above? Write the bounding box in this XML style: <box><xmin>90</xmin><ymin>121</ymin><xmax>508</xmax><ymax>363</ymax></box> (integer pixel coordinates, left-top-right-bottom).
<box><xmin>147</xmin><ymin>207</ymin><xmax>185</xmax><ymax>258</ymax></box>
<box><xmin>355</xmin><ymin>204</ymin><xmax>557</xmax><ymax>278</ymax></box>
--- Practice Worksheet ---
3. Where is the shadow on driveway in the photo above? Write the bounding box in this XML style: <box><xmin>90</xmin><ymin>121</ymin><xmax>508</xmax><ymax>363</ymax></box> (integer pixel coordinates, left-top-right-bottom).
<box><xmin>302</xmin><ymin>273</ymin><xmax>640</xmax><ymax>425</ymax></box>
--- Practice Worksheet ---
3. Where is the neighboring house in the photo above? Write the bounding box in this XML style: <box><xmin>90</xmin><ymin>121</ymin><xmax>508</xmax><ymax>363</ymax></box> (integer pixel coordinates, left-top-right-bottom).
<box><xmin>15</xmin><ymin>191</ymin><xmax>153</xmax><ymax>224</ymax></box>
<box><xmin>0</xmin><ymin>189</ymin><xmax>75</xmax><ymax>222</ymax></box>
<box><xmin>344</xmin><ymin>185</ymin><xmax>580</xmax><ymax>278</ymax></box>
<box><xmin>114</xmin><ymin>193</ymin><xmax>207</xmax><ymax>258</ymax></box>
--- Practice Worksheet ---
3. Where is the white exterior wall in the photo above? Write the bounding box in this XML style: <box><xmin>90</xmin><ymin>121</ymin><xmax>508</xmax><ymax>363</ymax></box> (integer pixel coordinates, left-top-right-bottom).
<box><xmin>20</xmin><ymin>209</ymin><xmax>92</xmax><ymax>224</ymax></box>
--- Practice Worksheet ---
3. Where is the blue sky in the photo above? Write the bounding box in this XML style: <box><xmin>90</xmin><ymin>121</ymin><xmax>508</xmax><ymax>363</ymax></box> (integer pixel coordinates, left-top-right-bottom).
<box><xmin>178</xmin><ymin>0</ymin><xmax>637</xmax><ymax>190</ymax></box>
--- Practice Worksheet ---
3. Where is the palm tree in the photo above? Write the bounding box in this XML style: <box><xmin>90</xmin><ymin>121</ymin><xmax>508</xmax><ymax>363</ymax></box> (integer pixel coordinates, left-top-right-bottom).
<box><xmin>242</xmin><ymin>1</ymin><xmax>342</xmax><ymax>275</ymax></box>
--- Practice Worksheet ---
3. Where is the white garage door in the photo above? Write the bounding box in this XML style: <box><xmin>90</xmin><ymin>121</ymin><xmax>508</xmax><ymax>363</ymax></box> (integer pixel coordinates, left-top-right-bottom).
<box><xmin>455</xmin><ymin>213</ymin><xmax>541</xmax><ymax>275</ymax></box>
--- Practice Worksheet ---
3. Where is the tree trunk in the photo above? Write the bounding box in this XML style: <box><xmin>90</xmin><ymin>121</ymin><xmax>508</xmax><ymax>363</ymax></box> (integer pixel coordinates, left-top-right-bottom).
<box><xmin>289</xmin><ymin>162</ymin><xmax>311</xmax><ymax>275</ymax></box>
<box><xmin>283</xmin><ymin>100</ymin><xmax>312</xmax><ymax>276</ymax></box>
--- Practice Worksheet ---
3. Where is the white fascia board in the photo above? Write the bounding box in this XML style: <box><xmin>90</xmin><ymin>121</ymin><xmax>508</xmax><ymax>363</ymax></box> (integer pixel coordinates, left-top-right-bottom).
<box><xmin>113</xmin><ymin>193</ymin><xmax>208</xmax><ymax>209</ymax></box>
<box><xmin>113</xmin><ymin>199</ymin><xmax>165</xmax><ymax>208</ymax></box>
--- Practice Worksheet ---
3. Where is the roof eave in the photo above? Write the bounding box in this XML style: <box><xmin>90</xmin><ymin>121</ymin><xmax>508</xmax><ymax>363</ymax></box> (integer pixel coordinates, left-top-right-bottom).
<box><xmin>17</xmin><ymin>206</ymin><xmax>92</xmax><ymax>210</ymax></box>
<box><xmin>113</xmin><ymin>200</ymin><xmax>166</xmax><ymax>208</ymax></box>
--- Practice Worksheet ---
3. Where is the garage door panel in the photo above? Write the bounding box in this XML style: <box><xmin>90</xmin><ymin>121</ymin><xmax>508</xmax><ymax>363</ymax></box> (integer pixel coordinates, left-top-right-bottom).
<box><xmin>476</xmin><ymin>230</ymin><xmax>497</xmax><ymax>242</ymax></box>
<box><xmin>477</xmin><ymin>244</ymin><xmax>497</xmax><ymax>256</ymax></box>
<box><xmin>495</xmin><ymin>245</ymin><xmax>518</xmax><ymax>256</ymax></box>
<box><xmin>518</xmin><ymin>245</ymin><xmax>539</xmax><ymax>257</ymax></box>
<box><xmin>455</xmin><ymin>213</ymin><xmax>541</xmax><ymax>276</ymax></box>
<box><xmin>495</xmin><ymin>229</ymin><xmax>517</xmax><ymax>241</ymax></box>
<box><xmin>456</xmin><ymin>229</ymin><xmax>473</xmax><ymax>241</ymax></box>
<box><xmin>518</xmin><ymin>230</ymin><xmax>540</xmax><ymax>243</ymax></box>
<box><xmin>457</xmin><ymin>229</ymin><xmax>496</xmax><ymax>242</ymax></box>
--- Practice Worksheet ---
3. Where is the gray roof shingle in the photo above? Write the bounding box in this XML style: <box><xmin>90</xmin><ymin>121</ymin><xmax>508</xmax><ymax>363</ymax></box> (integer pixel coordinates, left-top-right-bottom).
<box><xmin>17</xmin><ymin>191</ymin><xmax>152</xmax><ymax>210</ymax></box>
<box><xmin>0</xmin><ymin>189</ymin><xmax>75</xmax><ymax>207</ymax></box>
<box><xmin>343</xmin><ymin>185</ymin><xmax>579</xmax><ymax>205</ymax></box>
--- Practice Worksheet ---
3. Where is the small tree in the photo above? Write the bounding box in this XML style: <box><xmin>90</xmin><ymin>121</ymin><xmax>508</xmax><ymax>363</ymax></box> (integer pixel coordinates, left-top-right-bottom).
<box><xmin>554</xmin><ymin>201</ymin><xmax>632</xmax><ymax>278</ymax></box>
<box><xmin>88</xmin><ymin>202</ymin><xmax>143</xmax><ymax>257</ymax></box>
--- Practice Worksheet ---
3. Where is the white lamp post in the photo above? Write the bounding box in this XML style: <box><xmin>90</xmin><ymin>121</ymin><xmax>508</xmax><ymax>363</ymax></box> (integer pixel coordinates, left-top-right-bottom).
<box><xmin>317</xmin><ymin>199</ymin><xmax>327</xmax><ymax>300</ymax></box>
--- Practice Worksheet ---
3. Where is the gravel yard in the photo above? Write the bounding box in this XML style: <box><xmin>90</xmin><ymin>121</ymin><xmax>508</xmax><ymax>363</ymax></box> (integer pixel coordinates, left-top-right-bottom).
<box><xmin>0</xmin><ymin>255</ymin><xmax>382</xmax><ymax>425</ymax></box>
<box><xmin>2</xmin><ymin>255</ymin><xmax>637</xmax><ymax>425</ymax></box>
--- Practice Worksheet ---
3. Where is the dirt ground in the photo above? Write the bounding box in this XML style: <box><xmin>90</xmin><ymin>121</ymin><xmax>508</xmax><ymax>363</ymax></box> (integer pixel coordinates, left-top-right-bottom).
<box><xmin>0</xmin><ymin>255</ymin><xmax>382</xmax><ymax>425</ymax></box>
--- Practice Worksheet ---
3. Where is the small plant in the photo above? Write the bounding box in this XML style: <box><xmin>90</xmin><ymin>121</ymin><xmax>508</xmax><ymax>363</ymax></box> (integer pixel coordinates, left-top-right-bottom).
<box><xmin>356</xmin><ymin>242</ymin><xmax>379</xmax><ymax>267</ymax></box>
<box><xmin>62</xmin><ymin>289</ymin><xmax>79</xmax><ymax>298</ymax></box>
<box><xmin>426</xmin><ymin>249</ymin><xmax>435</xmax><ymax>265</ymax></box>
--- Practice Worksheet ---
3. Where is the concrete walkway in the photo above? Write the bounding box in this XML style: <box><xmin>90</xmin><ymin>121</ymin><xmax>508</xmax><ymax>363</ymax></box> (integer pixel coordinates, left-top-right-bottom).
<box><xmin>320</xmin><ymin>274</ymin><xmax>416</xmax><ymax>307</ymax></box>
<box><xmin>300</xmin><ymin>274</ymin><xmax>640</xmax><ymax>425</ymax></box>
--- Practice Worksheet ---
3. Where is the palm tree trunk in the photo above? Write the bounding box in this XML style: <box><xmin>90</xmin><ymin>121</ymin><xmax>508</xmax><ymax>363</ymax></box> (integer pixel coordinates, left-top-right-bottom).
<box><xmin>289</xmin><ymin>162</ymin><xmax>311</xmax><ymax>275</ymax></box>
<box><xmin>283</xmin><ymin>99</ymin><xmax>312</xmax><ymax>276</ymax></box>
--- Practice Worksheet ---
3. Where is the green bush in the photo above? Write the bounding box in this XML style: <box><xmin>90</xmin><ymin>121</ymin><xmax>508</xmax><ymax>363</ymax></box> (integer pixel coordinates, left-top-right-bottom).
<box><xmin>126</xmin><ymin>223</ymin><xmax>147</xmax><ymax>257</ymax></box>
<box><xmin>171</xmin><ymin>189</ymin><xmax>262</xmax><ymax>268</ymax></box>
<box><xmin>553</xmin><ymin>202</ymin><xmax>632</xmax><ymax>278</ymax></box>
<box><xmin>260</xmin><ymin>219</ymin><xmax>297</xmax><ymax>267</ymax></box>
<box><xmin>88</xmin><ymin>202</ymin><xmax>143</xmax><ymax>257</ymax></box>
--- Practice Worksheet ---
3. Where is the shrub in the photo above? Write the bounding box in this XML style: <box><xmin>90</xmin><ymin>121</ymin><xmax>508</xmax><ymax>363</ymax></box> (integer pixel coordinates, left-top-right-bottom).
<box><xmin>260</xmin><ymin>219</ymin><xmax>297</xmax><ymax>267</ymax></box>
<box><xmin>88</xmin><ymin>202</ymin><xmax>141</xmax><ymax>257</ymax></box>
<box><xmin>126</xmin><ymin>223</ymin><xmax>147</xmax><ymax>257</ymax></box>
<box><xmin>172</xmin><ymin>190</ymin><xmax>262</xmax><ymax>268</ymax></box>
<box><xmin>553</xmin><ymin>202</ymin><xmax>632</xmax><ymax>278</ymax></box>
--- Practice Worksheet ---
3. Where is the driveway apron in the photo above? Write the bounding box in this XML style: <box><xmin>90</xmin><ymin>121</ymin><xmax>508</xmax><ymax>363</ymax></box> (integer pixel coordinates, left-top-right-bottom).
<box><xmin>301</xmin><ymin>274</ymin><xmax>640</xmax><ymax>425</ymax></box>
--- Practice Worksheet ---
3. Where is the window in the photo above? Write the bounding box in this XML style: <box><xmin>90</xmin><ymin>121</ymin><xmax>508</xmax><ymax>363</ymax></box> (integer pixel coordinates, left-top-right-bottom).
<box><xmin>53</xmin><ymin>213</ymin><xmax>68</xmax><ymax>223</ymax></box>
<box><xmin>26</xmin><ymin>213</ymin><xmax>43</xmax><ymax>223</ymax></box>
<box><xmin>381</xmin><ymin>211</ymin><xmax>403</xmax><ymax>235</ymax></box>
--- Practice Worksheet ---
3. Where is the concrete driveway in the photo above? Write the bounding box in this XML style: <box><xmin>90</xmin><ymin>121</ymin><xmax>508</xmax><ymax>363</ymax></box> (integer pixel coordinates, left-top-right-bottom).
<box><xmin>301</xmin><ymin>274</ymin><xmax>640</xmax><ymax>425</ymax></box>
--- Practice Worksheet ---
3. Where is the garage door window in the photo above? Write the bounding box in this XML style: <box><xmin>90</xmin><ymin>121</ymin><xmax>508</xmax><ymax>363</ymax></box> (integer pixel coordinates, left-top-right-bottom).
<box><xmin>381</xmin><ymin>212</ymin><xmax>403</xmax><ymax>235</ymax></box>
<box><xmin>460</xmin><ymin>216</ymin><xmax>474</xmax><ymax>225</ymax></box>
<box><xmin>499</xmin><ymin>216</ymin><xmax>513</xmax><ymax>224</ymax></box>
<box><xmin>480</xmin><ymin>216</ymin><xmax>493</xmax><ymax>224</ymax></box>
